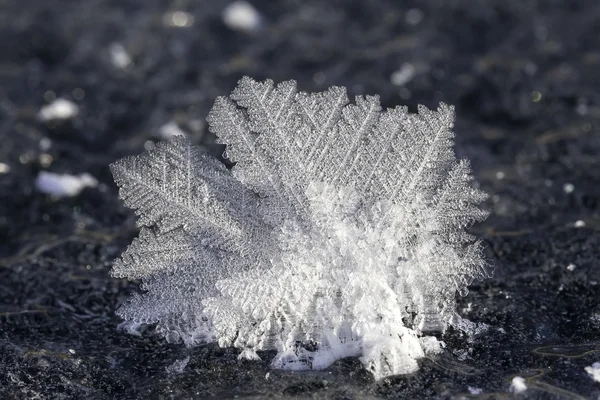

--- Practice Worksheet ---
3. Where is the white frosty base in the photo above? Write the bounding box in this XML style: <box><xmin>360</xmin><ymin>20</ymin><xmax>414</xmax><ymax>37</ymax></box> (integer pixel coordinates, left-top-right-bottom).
<box><xmin>235</xmin><ymin>327</ymin><xmax>444</xmax><ymax>380</ymax></box>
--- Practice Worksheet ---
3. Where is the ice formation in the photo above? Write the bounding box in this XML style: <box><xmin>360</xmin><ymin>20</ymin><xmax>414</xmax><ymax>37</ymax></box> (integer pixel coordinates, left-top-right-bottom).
<box><xmin>35</xmin><ymin>171</ymin><xmax>98</xmax><ymax>197</ymax></box>
<box><xmin>585</xmin><ymin>362</ymin><xmax>600</xmax><ymax>382</ymax></box>
<box><xmin>510</xmin><ymin>376</ymin><xmax>527</xmax><ymax>394</ymax></box>
<box><xmin>38</xmin><ymin>98</ymin><xmax>79</xmax><ymax>121</ymax></box>
<box><xmin>111</xmin><ymin>77</ymin><xmax>489</xmax><ymax>379</ymax></box>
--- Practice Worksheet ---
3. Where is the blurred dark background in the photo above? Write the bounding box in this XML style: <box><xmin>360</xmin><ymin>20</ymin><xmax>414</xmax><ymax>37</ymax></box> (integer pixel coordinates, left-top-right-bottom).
<box><xmin>1</xmin><ymin>1</ymin><xmax>600</xmax><ymax>398</ymax></box>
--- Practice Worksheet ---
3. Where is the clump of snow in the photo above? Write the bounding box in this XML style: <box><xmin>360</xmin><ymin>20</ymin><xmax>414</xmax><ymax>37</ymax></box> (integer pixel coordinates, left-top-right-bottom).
<box><xmin>158</xmin><ymin>121</ymin><xmax>187</xmax><ymax>139</ymax></box>
<box><xmin>38</xmin><ymin>98</ymin><xmax>79</xmax><ymax>121</ymax></box>
<box><xmin>223</xmin><ymin>1</ymin><xmax>262</xmax><ymax>32</ymax></box>
<box><xmin>109</xmin><ymin>43</ymin><xmax>132</xmax><ymax>69</ymax></box>
<box><xmin>563</xmin><ymin>183</ymin><xmax>575</xmax><ymax>193</ymax></box>
<box><xmin>35</xmin><ymin>171</ymin><xmax>97</xmax><ymax>197</ymax></box>
<box><xmin>566</xmin><ymin>263</ymin><xmax>576</xmax><ymax>272</ymax></box>
<box><xmin>390</xmin><ymin>63</ymin><xmax>416</xmax><ymax>86</ymax></box>
<box><xmin>510</xmin><ymin>376</ymin><xmax>527</xmax><ymax>394</ymax></box>
<box><xmin>468</xmin><ymin>386</ymin><xmax>483</xmax><ymax>395</ymax></box>
<box><xmin>574</xmin><ymin>220</ymin><xmax>586</xmax><ymax>228</ymax></box>
<box><xmin>585</xmin><ymin>362</ymin><xmax>600</xmax><ymax>382</ymax></box>
<box><xmin>163</xmin><ymin>11</ymin><xmax>195</xmax><ymax>28</ymax></box>
<box><xmin>0</xmin><ymin>163</ymin><xmax>10</xmax><ymax>174</ymax></box>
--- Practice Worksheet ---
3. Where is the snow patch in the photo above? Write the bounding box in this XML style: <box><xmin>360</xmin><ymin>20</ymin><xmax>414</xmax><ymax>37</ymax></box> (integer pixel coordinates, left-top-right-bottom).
<box><xmin>510</xmin><ymin>376</ymin><xmax>527</xmax><ymax>394</ymax></box>
<box><xmin>585</xmin><ymin>362</ymin><xmax>600</xmax><ymax>382</ymax></box>
<box><xmin>35</xmin><ymin>171</ymin><xmax>97</xmax><ymax>197</ymax></box>
<box><xmin>468</xmin><ymin>386</ymin><xmax>483</xmax><ymax>395</ymax></box>
<box><xmin>223</xmin><ymin>1</ymin><xmax>262</xmax><ymax>32</ymax></box>
<box><xmin>109</xmin><ymin>43</ymin><xmax>132</xmax><ymax>69</ymax></box>
<box><xmin>38</xmin><ymin>99</ymin><xmax>79</xmax><ymax>121</ymax></box>
<box><xmin>391</xmin><ymin>63</ymin><xmax>416</xmax><ymax>86</ymax></box>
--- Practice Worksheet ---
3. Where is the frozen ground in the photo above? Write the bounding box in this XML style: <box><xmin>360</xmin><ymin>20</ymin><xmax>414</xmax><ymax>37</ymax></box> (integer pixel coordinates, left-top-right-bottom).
<box><xmin>1</xmin><ymin>0</ymin><xmax>600</xmax><ymax>398</ymax></box>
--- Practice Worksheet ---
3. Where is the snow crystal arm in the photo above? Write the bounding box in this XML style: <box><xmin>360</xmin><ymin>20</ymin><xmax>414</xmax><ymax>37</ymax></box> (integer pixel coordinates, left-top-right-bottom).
<box><xmin>110</xmin><ymin>136</ymin><xmax>258</xmax><ymax>248</ymax></box>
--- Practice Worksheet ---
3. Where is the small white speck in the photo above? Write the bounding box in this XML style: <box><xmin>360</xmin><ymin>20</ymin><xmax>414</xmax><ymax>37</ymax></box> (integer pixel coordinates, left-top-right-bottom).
<box><xmin>109</xmin><ymin>43</ymin><xmax>132</xmax><ymax>69</ymax></box>
<box><xmin>468</xmin><ymin>386</ymin><xmax>483</xmax><ymax>395</ymax></box>
<box><xmin>265</xmin><ymin>372</ymin><xmax>270</xmax><ymax>380</ymax></box>
<box><xmin>35</xmin><ymin>171</ymin><xmax>98</xmax><ymax>197</ymax></box>
<box><xmin>68</xmin><ymin>349</ymin><xmax>76</xmax><ymax>355</ymax></box>
<box><xmin>165</xmin><ymin>11</ymin><xmax>195</xmax><ymax>28</ymax></box>
<box><xmin>391</xmin><ymin>63</ymin><xmax>416</xmax><ymax>86</ymax></box>
<box><xmin>223</xmin><ymin>1</ymin><xmax>262</xmax><ymax>32</ymax></box>
<box><xmin>567</xmin><ymin>263</ymin><xmax>576</xmax><ymax>271</ymax></box>
<box><xmin>39</xmin><ymin>154</ymin><xmax>53</xmax><ymax>167</ymax></box>
<box><xmin>0</xmin><ymin>163</ymin><xmax>10</xmax><ymax>174</ymax></box>
<box><xmin>159</xmin><ymin>121</ymin><xmax>187</xmax><ymax>139</ymax></box>
<box><xmin>495</xmin><ymin>171</ymin><xmax>505</xmax><ymax>180</ymax></box>
<box><xmin>39</xmin><ymin>137</ymin><xmax>52</xmax><ymax>151</ymax></box>
<box><xmin>574</xmin><ymin>220</ymin><xmax>586</xmax><ymax>228</ymax></box>
<box><xmin>563</xmin><ymin>183</ymin><xmax>575</xmax><ymax>193</ymax></box>
<box><xmin>38</xmin><ymin>98</ymin><xmax>79</xmax><ymax>121</ymax></box>
<box><xmin>405</xmin><ymin>8</ymin><xmax>424</xmax><ymax>25</ymax></box>
<box><xmin>510</xmin><ymin>376</ymin><xmax>527</xmax><ymax>394</ymax></box>
<box><xmin>585</xmin><ymin>362</ymin><xmax>600</xmax><ymax>382</ymax></box>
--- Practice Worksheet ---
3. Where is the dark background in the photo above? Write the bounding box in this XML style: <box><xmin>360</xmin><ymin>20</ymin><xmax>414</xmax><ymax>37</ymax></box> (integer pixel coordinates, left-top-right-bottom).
<box><xmin>1</xmin><ymin>0</ymin><xmax>600</xmax><ymax>398</ymax></box>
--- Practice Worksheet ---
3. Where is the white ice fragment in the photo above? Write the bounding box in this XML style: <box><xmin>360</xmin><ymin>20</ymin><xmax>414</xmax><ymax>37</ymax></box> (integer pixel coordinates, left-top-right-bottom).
<box><xmin>566</xmin><ymin>263</ymin><xmax>576</xmax><ymax>271</ymax></box>
<box><xmin>109</xmin><ymin>43</ymin><xmax>132</xmax><ymax>69</ymax></box>
<box><xmin>391</xmin><ymin>63</ymin><xmax>416</xmax><ymax>86</ymax></box>
<box><xmin>165</xmin><ymin>356</ymin><xmax>190</xmax><ymax>374</ymax></box>
<box><xmin>574</xmin><ymin>220</ymin><xmax>586</xmax><ymax>228</ymax></box>
<box><xmin>35</xmin><ymin>171</ymin><xmax>98</xmax><ymax>197</ymax></box>
<box><xmin>0</xmin><ymin>163</ymin><xmax>10</xmax><ymax>174</ymax></box>
<box><xmin>38</xmin><ymin>98</ymin><xmax>79</xmax><ymax>121</ymax></box>
<box><xmin>563</xmin><ymin>183</ymin><xmax>575</xmax><ymax>193</ymax></box>
<box><xmin>159</xmin><ymin>121</ymin><xmax>187</xmax><ymax>139</ymax></box>
<box><xmin>586</xmin><ymin>362</ymin><xmax>600</xmax><ymax>382</ymax></box>
<box><xmin>223</xmin><ymin>1</ymin><xmax>262</xmax><ymax>32</ymax></box>
<box><xmin>265</xmin><ymin>372</ymin><xmax>270</xmax><ymax>380</ymax></box>
<box><xmin>495</xmin><ymin>171</ymin><xmax>505</xmax><ymax>180</ymax></box>
<box><xmin>39</xmin><ymin>137</ymin><xmax>52</xmax><ymax>151</ymax></box>
<box><xmin>510</xmin><ymin>376</ymin><xmax>527</xmax><ymax>394</ymax></box>
<box><xmin>164</xmin><ymin>11</ymin><xmax>195</xmax><ymax>28</ymax></box>
<box><xmin>468</xmin><ymin>386</ymin><xmax>483</xmax><ymax>395</ymax></box>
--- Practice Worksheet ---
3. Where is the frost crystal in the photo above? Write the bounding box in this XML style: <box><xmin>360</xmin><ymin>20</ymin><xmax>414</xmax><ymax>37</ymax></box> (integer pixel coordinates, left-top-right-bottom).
<box><xmin>111</xmin><ymin>77</ymin><xmax>489</xmax><ymax>379</ymax></box>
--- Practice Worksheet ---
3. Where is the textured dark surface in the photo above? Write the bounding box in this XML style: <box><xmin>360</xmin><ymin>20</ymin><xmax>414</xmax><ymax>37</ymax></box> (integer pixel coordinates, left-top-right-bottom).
<box><xmin>1</xmin><ymin>0</ymin><xmax>600</xmax><ymax>398</ymax></box>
